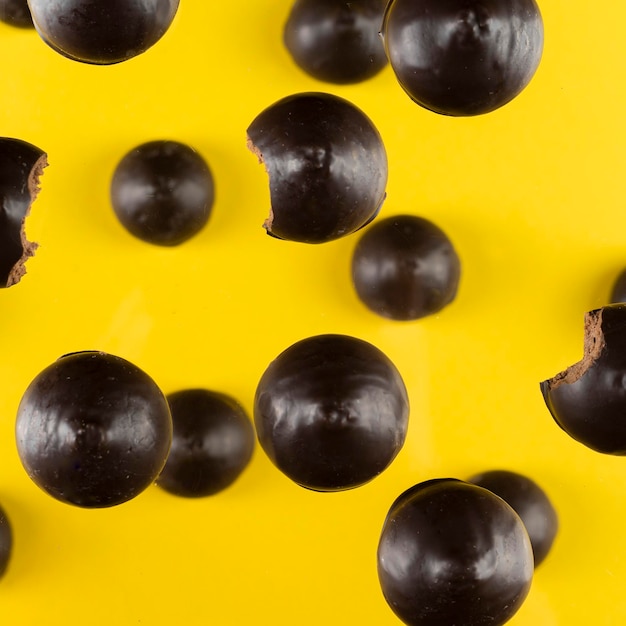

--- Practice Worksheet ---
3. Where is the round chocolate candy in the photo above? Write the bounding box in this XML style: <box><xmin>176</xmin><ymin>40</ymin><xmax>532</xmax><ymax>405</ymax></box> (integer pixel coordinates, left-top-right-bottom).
<box><xmin>0</xmin><ymin>137</ymin><xmax>47</xmax><ymax>287</ymax></box>
<box><xmin>283</xmin><ymin>0</ymin><xmax>388</xmax><ymax>84</ymax></box>
<box><xmin>0</xmin><ymin>0</ymin><xmax>33</xmax><ymax>27</ymax></box>
<box><xmin>541</xmin><ymin>304</ymin><xmax>626</xmax><ymax>454</ymax></box>
<box><xmin>28</xmin><ymin>0</ymin><xmax>179</xmax><ymax>64</ymax></box>
<box><xmin>254</xmin><ymin>334</ymin><xmax>409</xmax><ymax>491</ymax></box>
<box><xmin>382</xmin><ymin>0</ymin><xmax>544</xmax><ymax>116</ymax></box>
<box><xmin>16</xmin><ymin>351</ymin><xmax>172</xmax><ymax>508</ymax></box>
<box><xmin>0</xmin><ymin>503</ymin><xmax>12</xmax><ymax>580</ymax></box>
<box><xmin>247</xmin><ymin>92</ymin><xmax>387</xmax><ymax>243</ymax></box>
<box><xmin>157</xmin><ymin>389</ymin><xmax>255</xmax><ymax>498</ymax></box>
<box><xmin>377</xmin><ymin>478</ymin><xmax>534</xmax><ymax>626</ymax></box>
<box><xmin>351</xmin><ymin>214</ymin><xmax>461</xmax><ymax>320</ymax></box>
<box><xmin>110</xmin><ymin>140</ymin><xmax>214</xmax><ymax>246</ymax></box>
<box><xmin>469</xmin><ymin>469</ymin><xmax>558</xmax><ymax>567</ymax></box>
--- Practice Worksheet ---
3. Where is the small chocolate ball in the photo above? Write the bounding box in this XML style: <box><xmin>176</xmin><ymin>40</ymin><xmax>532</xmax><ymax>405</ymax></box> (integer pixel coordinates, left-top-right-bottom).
<box><xmin>0</xmin><ymin>504</ymin><xmax>12</xmax><ymax>579</ymax></box>
<box><xmin>351</xmin><ymin>214</ymin><xmax>461</xmax><ymax>320</ymax></box>
<box><xmin>283</xmin><ymin>0</ymin><xmax>388</xmax><ymax>84</ymax></box>
<box><xmin>110</xmin><ymin>140</ymin><xmax>214</xmax><ymax>246</ymax></box>
<box><xmin>469</xmin><ymin>469</ymin><xmax>558</xmax><ymax>567</ymax></box>
<box><xmin>0</xmin><ymin>0</ymin><xmax>33</xmax><ymax>28</ymax></box>
<box><xmin>157</xmin><ymin>389</ymin><xmax>255</xmax><ymax>498</ymax></box>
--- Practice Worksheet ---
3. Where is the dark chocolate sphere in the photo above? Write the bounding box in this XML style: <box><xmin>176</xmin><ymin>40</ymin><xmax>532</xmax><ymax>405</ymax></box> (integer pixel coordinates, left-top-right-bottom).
<box><xmin>382</xmin><ymin>0</ymin><xmax>544</xmax><ymax>116</ymax></box>
<box><xmin>156</xmin><ymin>389</ymin><xmax>255</xmax><ymax>498</ymax></box>
<box><xmin>16</xmin><ymin>351</ymin><xmax>173</xmax><ymax>508</ymax></box>
<box><xmin>609</xmin><ymin>268</ymin><xmax>626</xmax><ymax>303</ymax></box>
<box><xmin>110</xmin><ymin>140</ymin><xmax>214</xmax><ymax>246</ymax></box>
<box><xmin>377</xmin><ymin>479</ymin><xmax>534</xmax><ymax>626</ymax></box>
<box><xmin>27</xmin><ymin>0</ymin><xmax>179</xmax><ymax>64</ymax></box>
<box><xmin>541</xmin><ymin>304</ymin><xmax>626</xmax><ymax>454</ymax></box>
<box><xmin>0</xmin><ymin>504</ymin><xmax>12</xmax><ymax>579</ymax></box>
<box><xmin>0</xmin><ymin>0</ymin><xmax>33</xmax><ymax>27</ymax></box>
<box><xmin>283</xmin><ymin>0</ymin><xmax>388</xmax><ymax>84</ymax></box>
<box><xmin>254</xmin><ymin>334</ymin><xmax>409</xmax><ymax>491</ymax></box>
<box><xmin>469</xmin><ymin>470</ymin><xmax>558</xmax><ymax>567</ymax></box>
<box><xmin>247</xmin><ymin>92</ymin><xmax>387</xmax><ymax>243</ymax></box>
<box><xmin>0</xmin><ymin>137</ymin><xmax>47</xmax><ymax>288</ymax></box>
<box><xmin>351</xmin><ymin>214</ymin><xmax>461</xmax><ymax>320</ymax></box>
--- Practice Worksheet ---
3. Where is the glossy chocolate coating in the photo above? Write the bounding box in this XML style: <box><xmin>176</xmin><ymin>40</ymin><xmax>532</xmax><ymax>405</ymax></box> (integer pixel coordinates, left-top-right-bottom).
<box><xmin>541</xmin><ymin>304</ymin><xmax>626</xmax><ymax>454</ymax></box>
<box><xmin>110</xmin><ymin>140</ymin><xmax>214</xmax><ymax>246</ymax></box>
<box><xmin>377</xmin><ymin>479</ymin><xmax>533</xmax><ymax>626</ymax></box>
<box><xmin>0</xmin><ymin>0</ymin><xmax>33</xmax><ymax>27</ymax></box>
<box><xmin>16</xmin><ymin>351</ymin><xmax>172</xmax><ymax>508</ymax></box>
<box><xmin>283</xmin><ymin>0</ymin><xmax>388</xmax><ymax>84</ymax></box>
<box><xmin>254</xmin><ymin>334</ymin><xmax>409</xmax><ymax>491</ymax></box>
<box><xmin>469</xmin><ymin>470</ymin><xmax>558</xmax><ymax>567</ymax></box>
<box><xmin>27</xmin><ymin>0</ymin><xmax>179</xmax><ymax>65</ymax></box>
<box><xmin>0</xmin><ymin>504</ymin><xmax>12</xmax><ymax>579</ymax></box>
<box><xmin>247</xmin><ymin>92</ymin><xmax>387</xmax><ymax>243</ymax></box>
<box><xmin>157</xmin><ymin>389</ymin><xmax>255</xmax><ymax>498</ymax></box>
<box><xmin>609</xmin><ymin>268</ymin><xmax>626</xmax><ymax>303</ymax></box>
<box><xmin>351</xmin><ymin>214</ymin><xmax>461</xmax><ymax>320</ymax></box>
<box><xmin>0</xmin><ymin>137</ymin><xmax>47</xmax><ymax>287</ymax></box>
<box><xmin>382</xmin><ymin>0</ymin><xmax>544</xmax><ymax>116</ymax></box>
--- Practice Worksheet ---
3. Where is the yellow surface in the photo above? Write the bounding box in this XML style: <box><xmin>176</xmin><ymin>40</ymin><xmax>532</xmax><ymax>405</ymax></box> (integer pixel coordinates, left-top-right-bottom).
<box><xmin>0</xmin><ymin>2</ymin><xmax>624</xmax><ymax>624</ymax></box>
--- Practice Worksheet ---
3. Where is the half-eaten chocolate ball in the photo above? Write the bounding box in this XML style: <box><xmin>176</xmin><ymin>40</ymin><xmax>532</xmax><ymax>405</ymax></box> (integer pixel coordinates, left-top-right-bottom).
<box><xmin>247</xmin><ymin>92</ymin><xmax>388</xmax><ymax>243</ymax></box>
<box><xmin>0</xmin><ymin>137</ymin><xmax>47</xmax><ymax>288</ymax></box>
<box><xmin>541</xmin><ymin>304</ymin><xmax>626</xmax><ymax>454</ymax></box>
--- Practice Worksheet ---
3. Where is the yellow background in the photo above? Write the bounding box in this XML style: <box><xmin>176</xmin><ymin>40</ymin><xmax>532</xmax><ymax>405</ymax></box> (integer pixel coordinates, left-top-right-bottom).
<box><xmin>0</xmin><ymin>1</ymin><xmax>624</xmax><ymax>624</ymax></box>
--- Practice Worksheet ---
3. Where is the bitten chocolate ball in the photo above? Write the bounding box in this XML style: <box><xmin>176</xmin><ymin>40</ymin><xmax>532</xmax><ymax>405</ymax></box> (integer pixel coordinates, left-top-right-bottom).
<box><xmin>541</xmin><ymin>304</ymin><xmax>626</xmax><ymax>454</ymax></box>
<box><xmin>247</xmin><ymin>92</ymin><xmax>387</xmax><ymax>243</ymax></box>
<box><xmin>377</xmin><ymin>479</ymin><xmax>534</xmax><ymax>626</ymax></box>
<box><xmin>0</xmin><ymin>504</ymin><xmax>12</xmax><ymax>580</ymax></box>
<box><xmin>157</xmin><ymin>389</ymin><xmax>255</xmax><ymax>498</ymax></box>
<box><xmin>0</xmin><ymin>137</ymin><xmax>47</xmax><ymax>287</ymax></box>
<box><xmin>283</xmin><ymin>0</ymin><xmax>388</xmax><ymax>84</ymax></box>
<box><xmin>469</xmin><ymin>469</ymin><xmax>558</xmax><ymax>567</ymax></box>
<box><xmin>351</xmin><ymin>214</ymin><xmax>461</xmax><ymax>320</ymax></box>
<box><xmin>0</xmin><ymin>0</ymin><xmax>33</xmax><ymax>28</ymax></box>
<box><xmin>28</xmin><ymin>0</ymin><xmax>179</xmax><ymax>64</ymax></box>
<box><xmin>16</xmin><ymin>351</ymin><xmax>172</xmax><ymax>508</ymax></box>
<box><xmin>110</xmin><ymin>140</ymin><xmax>214</xmax><ymax>246</ymax></box>
<box><xmin>254</xmin><ymin>334</ymin><xmax>409</xmax><ymax>491</ymax></box>
<box><xmin>382</xmin><ymin>0</ymin><xmax>544</xmax><ymax>116</ymax></box>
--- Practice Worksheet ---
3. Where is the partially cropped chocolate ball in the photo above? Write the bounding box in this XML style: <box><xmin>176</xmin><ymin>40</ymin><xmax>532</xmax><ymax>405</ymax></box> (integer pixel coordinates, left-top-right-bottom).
<box><xmin>110</xmin><ymin>140</ymin><xmax>214</xmax><ymax>246</ymax></box>
<box><xmin>609</xmin><ymin>268</ymin><xmax>626</xmax><ymax>303</ymax></box>
<box><xmin>541</xmin><ymin>304</ymin><xmax>626</xmax><ymax>454</ymax></box>
<box><xmin>157</xmin><ymin>389</ymin><xmax>255</xmax><ymax>498</ymax></box>
<box><xmin>0</xmin><ymin>503</ymin><xmax>12</xmax><ymax>580</ymax></box>
<box><xmin>16</xmin><ymin>351</ymin><xmax>172</xmax><ymax>508</ymax></box>
<box><xmin>351</xmin><ymin>214</ymin><xmax>461</xmax><ymax>320</ymax></box>
<box><xmin>0</xmin><ymin>0</ymin><xmax>33</xmax><ymax>28</ymax></box>
<box><xmin>469</xmin><ymin>469</ymin><xmax>558</xmax><ymax>567</ymax></box>
<box><xmin>27</xmin><ymin>0</ymin><xmax>179</xmax><ymax>64</ymax></box>
<box><xmin>247</xmin><ymin>92</ymin><xmax>387</xmax><ymax>243</ymax></box>
<box><xmin>284</xmin><ymin>0</ymin><xmax>388</xmax><ymax>84</ymax></box>
<box><xmin>254</xmin><ymin>334</ymin><xmax>409</xmax><ymax>491</ymax></box>
<box><xmin>382</xmin><ymin>0</ymin><xmax>544</xmax><ymax>115</ymax></box>
<box><xmin>0</xmin><ymin>137</ymin><xmax>47</xmax><ymax>288</ymax></box>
